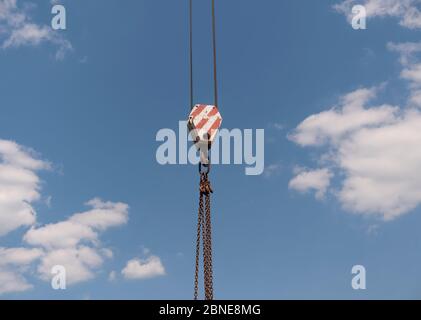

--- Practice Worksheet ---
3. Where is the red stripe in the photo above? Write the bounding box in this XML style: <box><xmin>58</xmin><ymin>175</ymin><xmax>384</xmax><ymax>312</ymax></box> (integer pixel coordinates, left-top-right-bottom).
<box><xmin>208</xmin><ymin>117</ymin><xmax>222</xmax><ymax>132</ymax></box>
<box><xmin>195</xmin><ymin>117</ymin><xmax>209</xmax><ymax>129</ymax></box>
<box><xmin>194</xmin><ymin>106</ymin><xmax>217</xmax><ymax>129</ymax></box>
<box><xmin>207</xmin><ymin>107</ymin><xmax>219</xmax><ymax>118</ymax></box>
<box><xmin>189</xmin><ymin>105</ymin><xmax>206</xmax><ymax>119</ymax></box>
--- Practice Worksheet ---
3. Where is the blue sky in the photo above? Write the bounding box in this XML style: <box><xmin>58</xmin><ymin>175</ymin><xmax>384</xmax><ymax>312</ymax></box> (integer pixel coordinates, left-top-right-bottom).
<box><xmin>1</xmin><ymin>0</ymin><xmax>421</xmax><ymax>299</ymax></box>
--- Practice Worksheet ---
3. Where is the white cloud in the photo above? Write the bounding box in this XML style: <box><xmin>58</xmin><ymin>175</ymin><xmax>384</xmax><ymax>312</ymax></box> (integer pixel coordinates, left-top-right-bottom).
<box><xmin>0</xmin><ymin>139</ymin><xmax>47</xmax><ymax>170</ymax></box>
<box><xmin>337</xmin><ymin>109</ymin><xmax>421</xmax><ymax>220</ymax></box>
<box><xmin>0</xmin><ymin>247</ymin><xmax>43</xmax><ymax>295</ymax></box>
<box><xmin>122</xmin><ymin>256</ymin><xmax>166</xmax><ymax>280</ymax></box>
<box><xmin>401</xmin><ymin>63</ymin><xmax>421</xmax><ymax>84</ymax></box>
<box><xmin>290</xmin><ymin>85</ymin><xmax>421</xmax><ymax>220</ymax></box>
<box><xmin>334</xmin><ymin>0</ymin><xmax>421</xmax><ymax>29</ymax></box>
<box><xmin>24</xmin><ymin>220</ymin><xmax>98</xmax><ymax>249</ymax></box>
<box><xmin>3</xmin><ymin>23</ymin><xmax>50</xmax><ymax>47</ymax></box>
<box><xmin>410</xmin><ymin>89</ymin><xmax>421</xmax><ymax>106</ymax></box>
<box><xmin>0</xmin><ymin>198</ymin><xmax>130</xmax><ymax>293</ymax></box>
<box><xmin>0</xmin><ymin>0</ymin><xmax>72</xmax><ymax>59</ymax></box>
<box><xmin>290</xmin><ymin>38</ymin><xmax>421</xmax><ymax>221</ymax></box>
<box><xmin>24</xmin><ymin>199</ymin><xmax>128</xmax><ymax>249</ymax></box>
<box><xmin>37</xmin><ymin>246</ymin><xmax>103</xmax><ymax>284</ymax></box>
<box><xmin>0</xmin><ymin>140</ymin><xmax>52</xmax><ymax>294</ymax></box>
<box><xmin>101</xmin><ymin>248</ymin><xmax>113</xmax><ymax>259</ymax></box>
<box><xmin>0</xmin><ymin>139</ymin><xmax>134</xmax><ymax>294</ymax></box>
<box><xmin>387</xmin><ymin>42</ymin><xmax>421</xmax><ymax>66</ymax></box>
<box><xmin>0</xmin><ymin>269</ymin><xmax>33</xmax><ymax>294</ymax></box>
<box><xmin>0</xmin><ymin>247</ymin><xmax>43</xmax><ymax>266</ymax></box>
<box><xmin>289</xmin><ymin>168</ymin><xmax>333</xmax><ymax>199</ymax></box>
<box><xmin>0</xmin><ymin>139</ymin><xmax>49</xmax><ymax>236</ymax></box>
<box><xmin>23</xmin><ymin>198</ymin><xmax>128</xmax><ymax>285</ymax></box>
<box><xmin>288</xmin><ymin>87</ymin><xmax>399</xmax><ymax>146</ymax></box>
<box><xmin>70</xmin><ymin>198</ymin><xmax>129</xmax><ymax>231</ymax></box>
<box><xmin>389</xmin><ymin>42</ymin><xmax>421</xmax><ymax>108</ymax></box>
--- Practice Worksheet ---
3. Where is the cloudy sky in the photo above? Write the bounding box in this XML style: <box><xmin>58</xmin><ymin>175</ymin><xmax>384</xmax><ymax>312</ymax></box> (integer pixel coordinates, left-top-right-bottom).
<box><xmin>1</xmin><ymin>0</ymin><xmax>421</xmax><ymax>299</ymax></box>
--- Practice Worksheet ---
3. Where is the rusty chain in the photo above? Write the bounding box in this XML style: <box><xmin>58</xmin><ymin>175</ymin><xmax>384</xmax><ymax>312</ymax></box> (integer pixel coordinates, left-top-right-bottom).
<box><xmin>194</xmin><ymin>184</ymin><xmax>204</xmax><ymax>300</ymax></box>
<box><xmin>204</xmin><ymin>178</ymin><xmax>214</xmax><ymax>300</ymax></box>
<box><xmin>194</xmin><ymin>172</ymin><xmax>214</xmax><ymax>300</ymax></box>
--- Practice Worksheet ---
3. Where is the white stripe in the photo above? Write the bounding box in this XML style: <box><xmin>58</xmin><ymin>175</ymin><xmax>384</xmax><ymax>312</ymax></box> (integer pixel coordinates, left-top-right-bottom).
<box><xmin>200</xmin><ymin>114</ymin><xmax>220</xmax><ymax>135</ymax></box>
<box><xmin>193</xmin><ymin>105</ymin><xmax>213</xmax><ymax>126</ymax></box>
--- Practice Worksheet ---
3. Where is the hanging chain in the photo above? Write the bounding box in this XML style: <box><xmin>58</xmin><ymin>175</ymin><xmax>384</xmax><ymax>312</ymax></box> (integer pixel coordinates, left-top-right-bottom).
<box><xmin>203</xmin><ymin>178</ymin><xmax>214</xmax><ymax>300</ymax></box>
<box><xmin>194</xmin><ymin>185</ymin><xmax>204</xmax><ymax>300</ymax></box>
<box><xmin>194</xmin><ymin>172</ymin><xmax>214</xmax><ymax>300</ymax></box>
